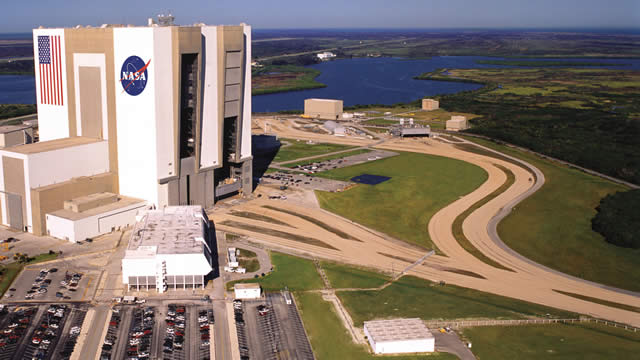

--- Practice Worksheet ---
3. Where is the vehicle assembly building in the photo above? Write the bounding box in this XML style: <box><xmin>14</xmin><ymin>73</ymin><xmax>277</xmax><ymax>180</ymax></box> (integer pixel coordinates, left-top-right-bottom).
<box><xmin>304</xmin><ymin>98</ymin><xmax>343</xmax><ymax>120</ymax></box>
<box><xmin>121</xmin><ymin>206</ymin><xmax>214</xmax><ymax>292</ymax></box>
<box><xmin>364</xmin><ymin>318</ymin><xmax>434</xmax><ymax>354</ymax></box>
<box><xmin>0</xmin><ymin>21</ymin><xmax>253</xmax><ymax>238</ymax></box>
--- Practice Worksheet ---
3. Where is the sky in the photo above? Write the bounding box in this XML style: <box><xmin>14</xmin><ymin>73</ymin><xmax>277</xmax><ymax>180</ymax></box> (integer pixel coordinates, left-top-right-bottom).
<box><xmin>0</xmin><ymin>0</ymin><xmax>638</xmax><ymax>33</ymax></box>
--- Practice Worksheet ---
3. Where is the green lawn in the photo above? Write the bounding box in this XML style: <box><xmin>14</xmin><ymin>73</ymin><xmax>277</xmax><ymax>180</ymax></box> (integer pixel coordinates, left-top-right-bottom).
<box><xmin>237</xmin><ymin>249</ymin><xmax>260</xmax><ymax>273</ymax></box>
<box><xmin>321</xmin><ymin>261</ymin><xmax>390</xmax><ymax>289</ymax></box>
<box><xmin>274</xmin><ymin>139</ymin><xmax>356</xmax><ymax>163</ymax></box>
<box><xmin>463</xmin><ymin>137</ymin><xmax>640</xmax><ymax>292</ymax></box>
<box><xmin>296</xmin><ymin>292</ymin><xmax>457</xmax><ymax>360</ymax></box>
<box><xmin>283</xmin><ymin>149</ymin><xmax>372</xmax><ymax>168</ymax></box>
<box><xmin>315</xmin><ymin>152</ymin><xmax>488</xmax><ymax>250</ymax></box>
<box><xmin>226</xmin><ymin>251</ymin><xmax>323</xmax><ymax>292</ymax></box>
<box><xmin>462</xmin><ymin>322</ymin><xmax>640</xmax><ymax>360</ymax></box>
<box><xmin>338</xmin><ymin>276</ymin><xmax>577</xmax><ymax>326</ymax></box>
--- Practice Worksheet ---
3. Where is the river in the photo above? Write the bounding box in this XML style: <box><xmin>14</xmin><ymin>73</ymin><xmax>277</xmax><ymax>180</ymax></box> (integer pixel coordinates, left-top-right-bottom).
<box><xmin>1</xmin><ymin>56</ymin><xmax>638</xmax><ymax>111</ymax></box>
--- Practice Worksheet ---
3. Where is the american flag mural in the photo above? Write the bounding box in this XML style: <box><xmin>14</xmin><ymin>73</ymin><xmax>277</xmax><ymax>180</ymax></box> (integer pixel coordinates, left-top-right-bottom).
<box><xmin>38</xmin><ymin>35</ymin><xmax>64</xmax><ymax>106</ymax></box>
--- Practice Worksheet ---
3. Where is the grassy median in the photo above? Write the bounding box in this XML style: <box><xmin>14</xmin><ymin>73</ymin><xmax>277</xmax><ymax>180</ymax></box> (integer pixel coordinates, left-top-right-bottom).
<box><xmin>226</xmin><ymin>251</ymin><xmax>323</xmax><ymax>292</ymax></box>
<box><xmin>316</xmin><ymin>152</ymin><xmax>488</xmax><ymax>251</ymax></box>
<box><xmin>274</xmin><ymin>139</ymin><xmax>356</xmax><ymax>163</ymax></box>
<box><xmin>338</xmin><ymin>276</ymin><xmax>577</xmax><ymax>326</ymax></box>
<box><xmin>463</xmin><ymin>136</ymin><xmax>639</xmax><ymax>292</ymax></box>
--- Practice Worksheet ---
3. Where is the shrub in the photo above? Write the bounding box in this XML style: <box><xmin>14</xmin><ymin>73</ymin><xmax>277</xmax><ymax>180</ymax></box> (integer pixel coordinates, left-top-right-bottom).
<box><xmin>592</xmin><ymin>189</ymin><xmax>640</xmax><ymax>249</ymax></box>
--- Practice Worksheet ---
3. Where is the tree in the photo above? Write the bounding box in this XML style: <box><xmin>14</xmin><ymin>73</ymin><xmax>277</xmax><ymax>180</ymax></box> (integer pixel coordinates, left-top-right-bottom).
<box><xmin>592</xmin><ymin>189</ymin><xmax>640</xmax><ymax>249</ymax></box>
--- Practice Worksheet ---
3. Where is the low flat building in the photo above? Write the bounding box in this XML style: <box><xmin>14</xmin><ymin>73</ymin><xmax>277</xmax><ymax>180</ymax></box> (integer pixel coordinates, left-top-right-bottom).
<box><xmin>305</xmin><ymin>99</ymin><xmax>343</xmax><ymax>120</ymax></box>
<box><xmin>234</xmin><ymin>283</ymin><xmax>261</xmax><ymax>299</ymax></box>
<box><xmin>364</xmin><ymin>318</ymin><xmax>434</xmax><ymax>354</ymax></box>
<box><xmin>45</xmin><ymin>192</ymin><xmax>146</xmax><ymax>242</ymax></box>
<box><xmin>121</xmin><ymin>206</ymin><xmax>215</xmax><ymax>292</ymax></box>
<box><xmin>446</xmin><ymin>116</ymin><xmax>469</xmax><ymax>131</ymax></box>
<box><xmin>422</xmin><ymin>99</ymin><xmax>439</xmax><ymax>111</ymax></box>
<box><xmin>0</xmin><ymin>125</ymin><xmax>34</xmax><ymax>148</ymax></box>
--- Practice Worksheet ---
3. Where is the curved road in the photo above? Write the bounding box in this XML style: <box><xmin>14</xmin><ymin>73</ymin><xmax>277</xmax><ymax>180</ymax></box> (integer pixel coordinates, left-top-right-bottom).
<box><xmin>221</xmin><ymin>117</ymin><xmax>640</xmax><ymax>326</ymax></box>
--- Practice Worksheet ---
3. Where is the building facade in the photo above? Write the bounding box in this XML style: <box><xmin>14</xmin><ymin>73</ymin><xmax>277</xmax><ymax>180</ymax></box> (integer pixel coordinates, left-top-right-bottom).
<box><xmin>0</xmin><ymin>22</ymin><xmax>252</xmax><ymax>236</ymax></box>
<box><xmin>304</xmin><ymin>99</ymin><xmax>343</xmax><ymax>120</ymax></box>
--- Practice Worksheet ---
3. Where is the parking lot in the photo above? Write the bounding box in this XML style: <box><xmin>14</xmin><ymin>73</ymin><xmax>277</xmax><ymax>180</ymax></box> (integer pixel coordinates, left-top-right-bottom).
<box><xmin>99</xmin><ymin>302</ymin><xmax>214</xmax><ymax>360</ymax></box>
<box><xmin>6</xmin><ymin>267</ymin><xmax>100</xmax><ymax>302</ymax></box>
<box><xmin>0</xmin><ymin>304</ymin><xmax>87</xmax><ymax>360</ymax></box>
<box><xmin>261</xmin><ymin>172</ymin><xmax>350</xmax><ymax>192</ymax></box>
<box><xmin>235</xmin><ymin>294</ymin><xmax>314</xmax><ymax>360</ymax></box>
<box><xmin>287</xmin><ymin>149</ymin><xmax>397</xmax><ymax>174</ymax></box>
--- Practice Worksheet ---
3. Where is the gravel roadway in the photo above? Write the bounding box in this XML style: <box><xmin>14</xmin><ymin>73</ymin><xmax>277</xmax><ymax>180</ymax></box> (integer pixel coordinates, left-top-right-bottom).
<box><xmin>218</xmin><ymin>117</ymin><xmax>640</xmax><ymax>327</ymax></box>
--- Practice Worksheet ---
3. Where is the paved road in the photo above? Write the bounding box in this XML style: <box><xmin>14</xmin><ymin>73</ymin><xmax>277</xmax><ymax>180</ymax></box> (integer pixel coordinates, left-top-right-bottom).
<box><xmin>434</xmin><ymin>331</ymin><xmax>476</xmax><ymax>360</ymax></box>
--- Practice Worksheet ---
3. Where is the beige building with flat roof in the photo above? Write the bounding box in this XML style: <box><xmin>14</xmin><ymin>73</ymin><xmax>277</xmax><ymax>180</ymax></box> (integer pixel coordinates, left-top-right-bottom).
<box><xmin>304</xmin><ymin>98</ymin><xmax>343</xmax><ymax>120</ymax></box>
<box><xmin>422</xmin><ymin>99</ymin><xmax>439</xmax><ymax>111</ymax></box>
<box><xmin>446</xmin><ymin>116</ymin><xmax>469</xmax><ymax>131</ymax></box>
<box><xmin>0</xmin><ymin>125</ymin><xmax>34</xmax><ymax>148</ymax></box>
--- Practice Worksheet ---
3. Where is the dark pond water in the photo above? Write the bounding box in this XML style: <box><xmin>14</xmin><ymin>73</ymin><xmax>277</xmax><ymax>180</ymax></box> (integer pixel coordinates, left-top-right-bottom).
<box><xmin>1</xmin><ymin>56</ymin><xmax>638</xmax><ymax>111</ymax></box>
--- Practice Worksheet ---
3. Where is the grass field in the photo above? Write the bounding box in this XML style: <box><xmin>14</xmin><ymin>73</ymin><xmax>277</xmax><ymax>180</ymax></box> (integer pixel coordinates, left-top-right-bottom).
<box><xmin>236</xmin><ymin>249</ymin><xmax>260</xmax><ymax>273</ymax></box>
<box><xmin>296</xmin><ymin>292</ymin><xmax>457</xmax><ymax>360</ymax></box>
<box><xmin>315</xmin><ymin>152</ymin><xmax>487</xmax><ymax>250</ymax></box>
<box><xmin>226</xmin><ymin>251</ymin><xmax>323</xmax><ymax>291</ymax></box>
<box><xmin>274</xmin><ymin>139</ymin><xmax>355</xmax><ymax>163</ymax></box>
<box><xmin>338</xmin><ymin>276</ymin><xmax>577</xmax><ymax>326</ymax></box>
<box><xmin>463</xmin><ymin>136</ymin><xmax>640</xmax><ymax>292</ymax></box>
<box><xmin>283</xmin><ymin>148</ymin><xmax>372</xmax><ymax>168</ymax></box>
<box><xmin>320</xmin><ymin>261</ymin><xmax>390</xmax><ymax>289</ymax></box>
<box><xmin>462</xmin><ymin>322</ymin><xmax>640</xmax><ymax>360</ymax></box>
<box><xmin>252</xmin><ymin>65</ymin><xmax>325</xmax><ymax>95</ymax></box>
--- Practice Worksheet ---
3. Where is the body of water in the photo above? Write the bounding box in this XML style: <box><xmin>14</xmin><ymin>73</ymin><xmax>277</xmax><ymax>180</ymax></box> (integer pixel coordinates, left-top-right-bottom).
<box><xmin>1</xmin><ymin>56</ymin><xmax>638</xmax><ymax>111</ymax></box>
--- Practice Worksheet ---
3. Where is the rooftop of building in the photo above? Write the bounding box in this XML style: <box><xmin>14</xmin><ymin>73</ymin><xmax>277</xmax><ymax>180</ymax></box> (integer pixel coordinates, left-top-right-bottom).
<box><xmin>306</xmin><ymin>98</ymin><xmax>342</xmax><ymax>103</ymax></box>
<box><xmin>0</xmin><ymin>124</ymin><xmax>32</xmax><ymax>134</ymax></box>
<box><xmin>364</xmin><ymin>318</ymin><xmax>434</xmax><ymax>343</ymax></box>
<box><xmin>234</xmin><ymin>283</ymin><xmax>261</xmax><ymax>290</ymax></box>
<box><xmin>127</xmin><ymin>206</ymin><xmax>208</xmax><ymax>255</ymax></box>
<box><xmin>48</xmin><ymin>195</ymin><xmax>146</xmax><ymax>221</ymax></box>
<box><xmin>2</xmin><ymin>136</ymin><xmax>102</xmax><ymax>155</ymax></box>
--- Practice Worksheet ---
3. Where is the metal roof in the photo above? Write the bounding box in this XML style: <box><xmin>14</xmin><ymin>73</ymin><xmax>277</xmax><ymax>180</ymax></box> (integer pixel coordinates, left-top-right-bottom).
<box><xmin>127</xmin><ymin>206</ymin><xmax>208</xmax><ymax>255</ymax></box>
<box><xmin>364</xmin><ymin>318</ymin><xmax>433</xmax><ymax>343</ymax></box>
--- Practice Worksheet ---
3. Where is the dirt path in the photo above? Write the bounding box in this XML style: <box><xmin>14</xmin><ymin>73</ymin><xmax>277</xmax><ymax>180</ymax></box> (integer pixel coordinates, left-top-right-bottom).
<box><xmin>214</xmin><ymin>119</ymin><xmax>640</xmax><ymax>327</ymax></box>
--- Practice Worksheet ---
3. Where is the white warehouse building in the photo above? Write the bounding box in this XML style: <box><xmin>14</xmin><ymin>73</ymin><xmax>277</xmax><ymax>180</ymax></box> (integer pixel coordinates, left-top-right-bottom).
<box><xmin>364</xmin><ymin>318</ymin><xmax>435</xmax><ymax>354</ymax></box>
<box><xmin>0</xmin><ymin>19</ymin><xmax>253</xmax><ymax>240</ymax></box>
<box><xmin>121</xmin><ymin>206</ymin><xmax>214</xmax><ymax>292</ymax></box>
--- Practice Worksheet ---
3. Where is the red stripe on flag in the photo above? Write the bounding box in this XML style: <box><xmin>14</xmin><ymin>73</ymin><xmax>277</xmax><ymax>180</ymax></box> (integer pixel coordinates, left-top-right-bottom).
<box><xmin>57</xmin><ymin>36</ymin><xmax>63</xmax><ymax>106</ymax></box>
<box><xmin>39</xmin><ymin>63</ymin><xmax>43</xmax><ymax>105</ymax></box>
<box><xmin>46</xmin><ymin>49</ymin><xmax>51</xmax><ymax>105</ymax></box>
<box><xmin>53</xmin><ymin>36</ymin><xmax>58</xmax><ymax>105</ymax></box>
<box><xmin>51</xmin><ymin>36</ymin><xmax>56</xmax><ymax>105</ymax></box>
<box><xmin>54</xmin><ymin>36</ymin><xmax>60</xmax><ymax>105</ymax></box>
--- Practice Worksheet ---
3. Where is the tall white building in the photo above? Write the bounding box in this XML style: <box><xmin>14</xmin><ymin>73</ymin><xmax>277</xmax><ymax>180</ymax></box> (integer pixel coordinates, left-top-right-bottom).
<box><xmin>0</xmin><ymin>20</ymin><xmax>253</xmax><ymax>238</ymax></box>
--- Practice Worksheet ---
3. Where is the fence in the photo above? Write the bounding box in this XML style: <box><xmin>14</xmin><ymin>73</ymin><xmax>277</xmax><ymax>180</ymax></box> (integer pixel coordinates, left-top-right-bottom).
<box><xmin>424</xmin><ymin>318</ymin><xmax>639</xmax><ymax>333</ymax></box>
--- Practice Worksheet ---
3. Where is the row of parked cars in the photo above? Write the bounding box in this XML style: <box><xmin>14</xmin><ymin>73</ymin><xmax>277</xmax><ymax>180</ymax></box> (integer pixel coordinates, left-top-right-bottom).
<box><xmin>125</xmin><ymin>307</ymin><xmax>154</xmax><ymax>359</ymax></box>
<box><xmin>29</xmin><ymin>304</ymin><xmax>67</xmax><ymax>359</ymax></box>
<box><xmin>233</xmin><ymin>300</ymin><xmax>250</xmax><ymax>360</ymax></box>
<box><xmin>100</xmin><ymin>309</ymin><xmax>120</xmax><ymax>359</ymax></box>
<box><xmin>23</xmin><ymin>268</ymin><xmax>58</xmax><ymax>300</ymax></box>
<box><xmin>163</xmin><ymin>304</ymin><xmax>186</xmax><ymax>355</ymax></box>
<box><xmin>0</xmin><ymin>306</ymin><xmax>34</xmax><ymax>348</ymax></box>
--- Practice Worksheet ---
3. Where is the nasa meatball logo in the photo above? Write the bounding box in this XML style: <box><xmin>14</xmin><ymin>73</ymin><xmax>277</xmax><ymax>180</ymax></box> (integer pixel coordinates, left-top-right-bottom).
<box><xmin>120</xmin><ymin>56</ymin><xmax>150</xmax><ymax>96</ymax></box>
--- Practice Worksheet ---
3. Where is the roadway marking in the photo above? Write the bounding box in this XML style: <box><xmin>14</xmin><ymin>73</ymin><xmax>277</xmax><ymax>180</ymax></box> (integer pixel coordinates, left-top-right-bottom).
<box><xmin>81</xmin><ymin>276</ymin><xmax>93</xmax><ymax>301</ymax></box>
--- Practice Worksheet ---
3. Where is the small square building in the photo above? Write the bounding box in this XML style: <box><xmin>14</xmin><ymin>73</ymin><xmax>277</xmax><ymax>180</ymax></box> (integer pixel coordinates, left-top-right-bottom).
<box><xmin>364</xmin><ymin>318</ymin><xmax>434</xmax><ymax>354</ymax></box>
<box><xmin>446</xmin><ymin>116</ymin><xmax>469</xmax><ymax>131</ymax></box>
<box><xmin>422</xmin><ymin>99</ymin><xmax>439</xmax><ymax>111</ymax></box>
<box><xmin>304</xmin><ymin>99</ymin><xmax>343</xmax><ymax>120</ymax></box>
<box><xmin>234</xmin><ymin>283</ymin><xmax>261</xmax><ymax>299</ymax></box>
<box><xmin>0</xmin><ymin>125</ymin><xmax>34</xmax><ymax>148</ymax></box>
